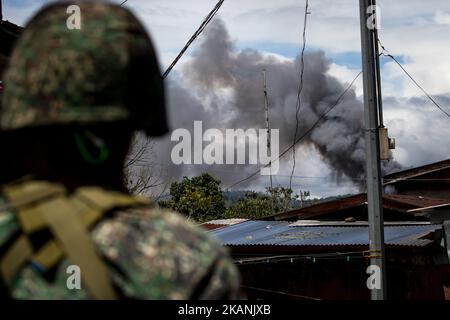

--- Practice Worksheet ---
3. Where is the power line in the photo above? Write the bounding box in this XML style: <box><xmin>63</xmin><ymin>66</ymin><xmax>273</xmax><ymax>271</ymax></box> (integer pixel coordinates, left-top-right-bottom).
<box><xmin>378</xmin><ymin>39</ymin><xmax>450</xmax><ymax>119</ymax></box>
<box><xmin>225</xmin><ymin>71</ymin><xmax>362</xmax><ymax>190</ymax></box>
<box><xmin>119</xmin><ymin>0</ymin><xmax>130</xmax><ymax>6</ymax></box>
<box><xmin>162</xmin><ymin>0</ymin><xmax>225</xmax><ymax>79</ymax></box>
<box><xmin>225</xmin><ymin>168</ymin><xmax>260</xmax><ymax>190</ymax></box>
<box><xmin>240</xmin><ymin>285</ymin><xmax>322</xmax><ymax>300</ymax></box>
<box><xmin>235</xmin><ymin>250</ymin><xmax>367</xmax><ymax>265</ymax></box>
<box><xmin>290</xmin><ymin>0</ymin><xmax>310</xmax><ymax>190</ymax></box>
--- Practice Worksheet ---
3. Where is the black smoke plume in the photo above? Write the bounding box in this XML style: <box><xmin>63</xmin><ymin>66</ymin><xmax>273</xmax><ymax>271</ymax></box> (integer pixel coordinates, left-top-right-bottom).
<box><xmin>146</xmin><ymin>18</ymin><xmax>402</xmax><ymax>192</ymax></box>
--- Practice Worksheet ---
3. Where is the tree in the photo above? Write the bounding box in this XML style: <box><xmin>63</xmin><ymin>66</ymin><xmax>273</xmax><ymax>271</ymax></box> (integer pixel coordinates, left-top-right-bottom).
<box><xmin>225</xmin><ymin>186</ymin><xmax>298</xmax><ymax>219</ymax></box>
<box><xmin>159</xmin><ymin>173</ymin><xmax>225</xmax><ymax>222</ymax></box>
<box><xmin>298</xmin><ymin>190</ymin><xmax>311</xmax><ymax>208</ymax></box>
<box><xmin>124</xmin><ymin>133</ymin><xmax>168</xmax><ymax>198</ymax></box>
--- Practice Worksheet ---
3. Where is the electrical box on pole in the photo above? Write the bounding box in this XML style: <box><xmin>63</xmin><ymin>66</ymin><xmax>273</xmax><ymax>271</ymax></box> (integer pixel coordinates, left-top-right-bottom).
<box><xmin>379</xmin><ymin>128</ymin><xmax>395</xmax><ymax>160</ymax></box>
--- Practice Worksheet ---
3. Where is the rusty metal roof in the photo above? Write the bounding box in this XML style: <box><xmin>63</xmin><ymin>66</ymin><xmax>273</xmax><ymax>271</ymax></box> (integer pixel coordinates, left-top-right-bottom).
<box><xmin>202</xmin><ymin>218</ymin><xmax>248</xmax><ymax>226</ymax></box>
<box><xmin>0</xmin><ymin>20</ymin><xmax>22</xmax><ymax>76</ymax></box>
<box><xmin>266</xmin><ymin>194</ymin><xmax>450</xmax><ymax>221</ymax></box>
<box><xmin>200</xmin><ymin>218</ymin><xmax>248</xmax><ymax>230</ymax></box>
<box><xmin>210</xmin><ymin>220</ymin><xmax>441</xmax><ymax>247</ymax></box>
<box><xmin>266</xmin><ymin>194</ymin><xmax>367</xmax><ymax>221</ymax></box>
<box><xmin>384</xmin><ymin>194</ymin><xmax>450</xmax><ymax>211</ymax></box>
<box><xmin>384</xmin><ymin>158</ymin><xmax>450</xmax><ymax>185</ymax></box>
<box><xmin>287</xmin><ymin>220</ymin><xmax>432</xmax><ymax>227</ymax></box>
<box><xmin>0</xmin><ymin>20</ymin><xmax>22</xmax><ymax>35</ymax></box>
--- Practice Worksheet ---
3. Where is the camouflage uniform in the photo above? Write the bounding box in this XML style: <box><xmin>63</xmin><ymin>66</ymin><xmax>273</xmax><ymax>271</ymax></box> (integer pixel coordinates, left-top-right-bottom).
<box><xmin>0</xmin><ymin>1</ymin><xmax>240</xmax><ymax>300</ymax></box>
<box><xmin>0</xmin><ymin>198</ymin><xmax>239</xmax><ymax>300</ymax></box>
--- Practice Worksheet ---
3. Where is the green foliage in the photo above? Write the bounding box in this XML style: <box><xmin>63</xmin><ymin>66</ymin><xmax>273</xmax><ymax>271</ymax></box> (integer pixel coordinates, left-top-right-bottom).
<box><xmin>224</xmin><ymin>186</ymin><xmax>299</xmax><ymax>219</ymax></box>
<box><xmin>159</xmin><ymin>172</ymin><xmax>313</xmax><ymax>222</ymax></box>
<box><xmin>159</xmin><ymin>173</ymin><xmax>225</xmax><ymax>222</ymax></box>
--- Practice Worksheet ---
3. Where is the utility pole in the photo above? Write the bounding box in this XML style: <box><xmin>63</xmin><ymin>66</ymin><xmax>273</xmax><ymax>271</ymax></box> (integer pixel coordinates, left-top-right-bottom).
<box><xmin>359</xmin><ymin>0</ymin><xmax>387</xmax><ymax>300</ymax></box>
<box><xmin>263</xmin><ymin>69</ymin><xmax>274</xmax><ymax>212</ymax></box>
<box><xmin>0</xmin><ymin>0</ymin><xmax>3</xmax><ymax>22</ymax></box>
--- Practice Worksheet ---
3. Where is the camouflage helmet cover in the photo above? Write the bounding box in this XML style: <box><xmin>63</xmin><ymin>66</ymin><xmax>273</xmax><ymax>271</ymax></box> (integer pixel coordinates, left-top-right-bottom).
<box><xmin>0</xmin><ymin>1</ymin><xmax>168</xmax><ymax>136</ymax></box>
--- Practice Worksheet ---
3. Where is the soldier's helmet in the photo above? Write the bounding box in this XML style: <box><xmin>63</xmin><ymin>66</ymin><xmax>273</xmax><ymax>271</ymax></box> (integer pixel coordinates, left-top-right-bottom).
<box><xmin>0</xmin><ymin>1</ymin><xmax>168</xmax><ymax>137</ymax></box>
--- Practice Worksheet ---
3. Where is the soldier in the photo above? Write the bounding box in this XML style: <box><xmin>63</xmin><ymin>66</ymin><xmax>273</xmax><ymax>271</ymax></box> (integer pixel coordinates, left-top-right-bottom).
<box><xmin>0</xmin><ymin>1</ymin><xmax>240</xmax><ymax>299</ymax></box>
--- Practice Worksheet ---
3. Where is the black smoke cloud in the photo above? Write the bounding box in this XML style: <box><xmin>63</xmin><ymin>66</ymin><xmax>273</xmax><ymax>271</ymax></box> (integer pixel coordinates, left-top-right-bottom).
<box><xmin>146</xmin><ymin>18</ymin><xmax>402</xmax><ymax>192</ymax></box>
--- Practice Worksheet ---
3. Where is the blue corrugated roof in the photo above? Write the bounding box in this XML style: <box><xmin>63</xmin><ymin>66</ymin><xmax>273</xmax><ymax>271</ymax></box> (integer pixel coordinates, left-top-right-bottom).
<box><xmin>210</xmin><ymin>220</ymin><xmax>441</xmax><ymax>247</ymax></box>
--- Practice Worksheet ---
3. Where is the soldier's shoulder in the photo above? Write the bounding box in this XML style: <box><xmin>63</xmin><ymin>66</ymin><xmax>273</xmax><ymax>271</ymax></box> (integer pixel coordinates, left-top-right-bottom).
<box><xmin>94</xmin><ymin>205</ymin><xmax>223</xmax><ymax>253</ymax></box>
<box><xmin>92</xmin><ymin>205</ymin><xmax>240</xmax><ymax>299</ymax></box>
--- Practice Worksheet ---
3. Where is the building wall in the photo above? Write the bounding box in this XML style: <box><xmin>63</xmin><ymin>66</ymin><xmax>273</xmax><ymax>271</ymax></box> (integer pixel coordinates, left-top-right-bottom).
<box><xmin>233</xmin><ymin>246</ymin><xmax>448</xmax><ymax>300</ymax></box>
<box><xmin>238</xmin><ymin>259</ymin><xmax>446</xmax><ymax>300</ymax></box>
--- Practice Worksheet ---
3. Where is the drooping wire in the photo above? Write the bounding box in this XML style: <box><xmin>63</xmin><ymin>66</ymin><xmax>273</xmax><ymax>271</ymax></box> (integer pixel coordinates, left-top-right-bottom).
<box><xmin>162</xmin><ymin>0</ymin><xmax>225</xmax><ymax>79</ymax></box>
<box><xmin>119</xmin><ymin>0</ymin><xmax>130</xmax><ymax>6</ymax></box>
<box><xmin>225</xmin><ymin>71</ymin><xmax>362</xmax><ymax>190</ymax></box>
<box><xmin>290</xmin><ymin>0</ymin><xmax>311</xmax><ymax>191</ymax></box>
<box><xmin>240</xmin><ymin>285</ymin><xmax>322</xmax><ymax>300</ymax></box>
<box><xmin>378</xmin><ymin>39</ymin><xmax>450</xmax><ymax>119</ymax></box>
<box><xmin>234</xmin><ymin>250</ymin><xmax>367</xmax><ymax>265</ymax></box>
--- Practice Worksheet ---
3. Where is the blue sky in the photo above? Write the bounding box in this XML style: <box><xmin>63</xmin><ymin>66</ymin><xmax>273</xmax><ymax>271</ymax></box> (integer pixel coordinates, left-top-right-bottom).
<box><xmin>3</xmin><ymin>0</ymin><xmax>444</xmax><ymax>94</ymax></box>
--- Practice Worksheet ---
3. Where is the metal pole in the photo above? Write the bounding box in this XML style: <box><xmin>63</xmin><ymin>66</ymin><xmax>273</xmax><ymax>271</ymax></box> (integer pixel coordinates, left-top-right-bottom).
<box><xmin>263</xmin><ymin>69</ymin><xmax>274</xmax><ymax>212</ymax></box>
<box><xmin>359</xmin><ymin>0</ymin><xmax>387</xmax><ymax>300</ymax></box>
<box><xmin>0</xmin><ymin>0</ymin><xmax>3</xmax><ymax>22</ymax></box>
<box><xmin>372</xmin><ymin>0</ymin><xmax>384</xmax><ymax>128</ymax></box>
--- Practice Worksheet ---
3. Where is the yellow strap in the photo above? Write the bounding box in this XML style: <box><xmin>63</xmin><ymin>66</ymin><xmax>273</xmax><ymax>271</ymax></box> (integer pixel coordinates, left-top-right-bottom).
<box><xmin>2</xmin><ymin>181</ymin><xmax>66</xmax><ymax>211</ymax></box>
<box><xmin>75</xmin><ymin>187</ymin><xmax>151</xmax><ymax>212</ymax></box>
<box><xmin>0</xmin><ymin>181</ymin><xmax>63</xmax><ymax>281</ymax></box>
<box><xmin>38</xmin><ymin>197</ymin><xmax>117</xmax><ymax>300</ymax></box>
<box><xmin>0</xmin><ymin>236</ymin><xmax>33</xmax><ymax>281</ymax></box>
<box><xmin>29</xmin><ymin>188</ymin><xmax>148</xmax><ymax>272</ymax></box>
<box><xmin>33</xmin><ymin>241</ymin><xmax>63</xmax><ymax>271</ymax></box>
<box><xmin>17</xmin><ymin>206</ymin><xmax>46</xmax><ymax>234</ymax></box>
<box><xmin>1</xmin><ymin>181</ymin><xmax>66</xmax><ymax>234</ymax></box>
<box><xmin>1</xmin><ymin>181</ymin><xmax>148</xmax><ymax>292</ymax></box>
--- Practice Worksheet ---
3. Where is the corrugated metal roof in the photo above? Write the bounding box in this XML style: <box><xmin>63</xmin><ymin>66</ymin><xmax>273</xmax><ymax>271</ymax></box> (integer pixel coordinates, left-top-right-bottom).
<box><xmin>383</xmin><ymin>158</ymin><xmax>450</xmax><ymax>185</ymax></box>
<box><xmin>211</xmin><ymin>220</ymin><xmax>441</xmax><ymax>247</ymax></box>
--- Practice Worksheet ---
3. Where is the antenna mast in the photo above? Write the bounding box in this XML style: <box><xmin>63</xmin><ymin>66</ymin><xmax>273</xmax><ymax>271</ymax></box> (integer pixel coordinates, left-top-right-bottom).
<box><xmin>263</xmin><ymin>69</ymin><xmax>274</xmax><ymax>212</ymax></box>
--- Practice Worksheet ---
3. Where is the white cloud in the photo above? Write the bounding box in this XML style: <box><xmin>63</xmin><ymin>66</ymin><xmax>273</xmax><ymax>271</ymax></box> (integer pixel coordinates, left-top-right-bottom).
<box><xmin>327</xmin><ymin>63</ymin><xmax>363</xmax><ymax>97</ymax></box>
<box><xmin>5</xmin><ymin>0</ymin><xmax>450</xmax><ymax>94</ymax></box>
<box><xmin>384</xmin><ymin>96</ymin><xmax>450</xmax><ymax>167</ymax></box>
<box><xmin>434</xmin><ymin>10</ymin><xmax>450</xmax><ymax>25</ymax></box>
